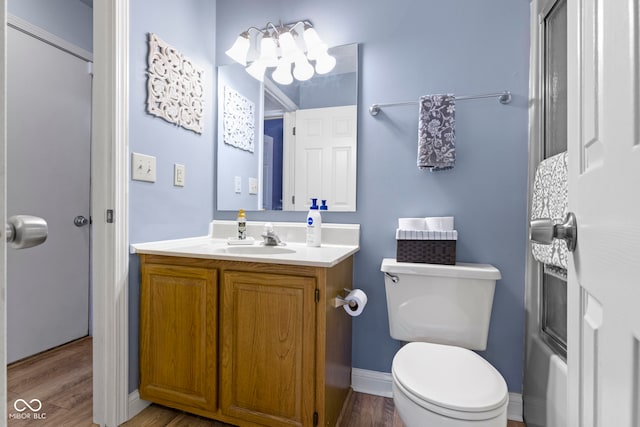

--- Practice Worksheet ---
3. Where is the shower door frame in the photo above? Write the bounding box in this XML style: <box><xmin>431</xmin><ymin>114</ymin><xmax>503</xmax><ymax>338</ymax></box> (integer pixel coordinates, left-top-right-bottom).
<box><xmin>523</xmin><ymin>0</ymin><xmax>568</xmax><ymax>425</ymax></box>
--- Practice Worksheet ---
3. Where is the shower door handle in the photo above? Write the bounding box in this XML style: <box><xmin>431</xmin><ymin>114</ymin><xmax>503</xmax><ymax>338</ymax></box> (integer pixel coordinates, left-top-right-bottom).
<box><xmin>5</xmin><ymin>215</ymin><xmax>48</xmax><ymax>249</ymax></box>
<box><xmin>530</xmin><ymin>212</ymin><xmax>577</xmax><ymax>252</ymax></box>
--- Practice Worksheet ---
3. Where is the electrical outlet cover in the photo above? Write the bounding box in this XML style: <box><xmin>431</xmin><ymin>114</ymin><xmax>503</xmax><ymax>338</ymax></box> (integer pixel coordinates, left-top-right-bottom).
<box><xmin>234</xmin><ymin>176</ymin><xmax>242</xmax><ymax>193</ymax></box>
<box><xmin>249</xmin><ymin>177</ymin><xmax>258</xmax><ymax>194</ymax></box>
<box><xmin>174</xmin><ymin>163</ymin><xmax>185</xmax><ymax>187</ymax></box>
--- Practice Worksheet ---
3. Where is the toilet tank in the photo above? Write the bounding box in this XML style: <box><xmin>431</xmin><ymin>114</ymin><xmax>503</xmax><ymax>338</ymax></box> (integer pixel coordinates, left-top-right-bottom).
<box><xmin>381</xmin><ymin>258</ymin><xmax>501</xmax><ymax>351</ymax></box>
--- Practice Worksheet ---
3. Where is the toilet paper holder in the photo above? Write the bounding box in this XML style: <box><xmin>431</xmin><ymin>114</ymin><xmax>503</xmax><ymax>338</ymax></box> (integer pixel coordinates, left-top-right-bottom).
<box><xmin>331</xmin><ymin>288</ymin><xmax>358</xmax><ymax>309</ymax></box>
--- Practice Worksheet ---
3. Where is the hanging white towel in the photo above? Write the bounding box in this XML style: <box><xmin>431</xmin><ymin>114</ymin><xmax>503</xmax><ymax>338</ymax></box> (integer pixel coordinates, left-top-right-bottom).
<box><xmin>417</xmin><ymin>94</ymin><xmax>456</xmax><ymax>171</ymax></box>
<box><xmin>531</xmin><ymin>151</ymin><xmax>568</xmax><ymax>270</ymax></box>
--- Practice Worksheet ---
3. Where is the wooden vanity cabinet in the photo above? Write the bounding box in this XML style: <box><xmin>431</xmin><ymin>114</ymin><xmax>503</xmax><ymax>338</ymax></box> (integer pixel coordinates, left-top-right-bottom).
<box><xmin>138</xmin><ymin>254</ymin><xmax>354</xmax><ymax>427</ymax></box>
<box><xmin>139</xmin><ymin>259</ymin><xmax>218</xmax><ymax>417</ymax></box>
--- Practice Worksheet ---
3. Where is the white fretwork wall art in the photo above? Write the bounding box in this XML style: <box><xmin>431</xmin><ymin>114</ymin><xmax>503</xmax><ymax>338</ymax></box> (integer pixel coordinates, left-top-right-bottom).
<box><xmin>146</xmin><ymin>33</ymin><xmax>204</xmax><ymax>134</ymax></box>
<box><xmin>223</xmin><ymin>86</ymin><xmax>255</xmax><ymax>152</ymax></box>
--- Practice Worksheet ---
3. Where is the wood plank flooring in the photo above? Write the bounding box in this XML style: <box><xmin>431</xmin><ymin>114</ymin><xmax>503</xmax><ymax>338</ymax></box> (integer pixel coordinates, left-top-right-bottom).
<box><xmin>6</xmin><ymin>337</ymin><xmax>527</xmax><ymax>427</ymax></box>
<box><xmin>7</xmin><ymin>336</ymin><xmax>93</xmax><ymax>426</ymax></box>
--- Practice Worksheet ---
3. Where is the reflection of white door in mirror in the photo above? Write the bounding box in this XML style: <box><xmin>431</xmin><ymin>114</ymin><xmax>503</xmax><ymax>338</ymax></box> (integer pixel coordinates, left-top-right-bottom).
<box><xmin>217</xmin><ymin>43</ymin><xmax>359</xmax><ymax>212</ymax></box>
<box><xmin>285</xmin><ymin>106</ymin><xmax>357</xmax><ymax>212</ymax></box>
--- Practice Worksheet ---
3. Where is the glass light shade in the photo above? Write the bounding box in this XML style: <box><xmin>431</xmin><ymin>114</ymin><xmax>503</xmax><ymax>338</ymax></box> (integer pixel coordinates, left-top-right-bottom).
<box><xmin>315</xmin><ymin>51</ymin><xmax>336</xmax><ymax>74</ymax></box>
<box><xmin>246</xmin><ymin>60</ymin><xmax>266</xmax><ymax>82</ymax></box>
<box><xmin>225</xmin><ymin>34</ymin><xmax>250</xmax><ymax>65</ymax></box>
<box><xmin>272</xmin><ymin>58</ymin><xmax>293</xmax><ymax>85</ymax></box>
<box><xmin>306</xmin><ymin>42</ymin><xmax>328</xmax><ymax>61</ymax></box>
<box><xmin>303</xmin><ymin>26</ymin><xmax>323</xmax><ymax>52</ymax></box>
<box><xmin>278</xmin><ymin>31</ymin><xmax>299</xmax><ymax>62</ymax></box>
<box><xmin>293</xmin><ymin>54</ymin><xmax>314</xmax><ymax>81</ymax></box>
<box><xmin>259</xmin><ymin>35</ymin><xmax>279</xmax><ymax>67</ymax></box>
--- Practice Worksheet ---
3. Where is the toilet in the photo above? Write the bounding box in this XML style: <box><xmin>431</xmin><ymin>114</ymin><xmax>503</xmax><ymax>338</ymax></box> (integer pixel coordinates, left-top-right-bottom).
<box><xmin>381</xmin><ymin>258</ymin><xmax>508</xmax><ymax>427</ymax></box>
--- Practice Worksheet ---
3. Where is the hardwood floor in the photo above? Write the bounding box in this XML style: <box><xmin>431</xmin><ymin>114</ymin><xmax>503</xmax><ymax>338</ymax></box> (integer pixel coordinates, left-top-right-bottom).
<box><xmin>7</xmin><ymin>336</ymin><xmax>93</xmax><ymax>426</ymax></box>
<box><xmin>6</xmin><ymin>337</ymin><xmax>527</xmax><ymax>427</ymax></box>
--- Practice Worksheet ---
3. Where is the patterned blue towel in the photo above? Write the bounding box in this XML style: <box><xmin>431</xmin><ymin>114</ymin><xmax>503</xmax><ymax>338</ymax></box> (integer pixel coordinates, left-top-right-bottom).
<box><xmin>418</xmin><ymin>94</ymin><xmax>456</xmax><ymax>171</ymax></box>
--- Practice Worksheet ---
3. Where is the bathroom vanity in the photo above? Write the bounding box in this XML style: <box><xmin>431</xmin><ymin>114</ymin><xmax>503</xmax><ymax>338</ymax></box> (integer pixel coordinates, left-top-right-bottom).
<box><xmin>133</xmin><ymin>221</ymin><xmax>359</xmax><ymax>427</ymax></box>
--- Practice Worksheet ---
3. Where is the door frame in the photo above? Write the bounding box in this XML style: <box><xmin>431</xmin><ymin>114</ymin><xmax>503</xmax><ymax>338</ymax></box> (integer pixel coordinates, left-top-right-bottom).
<box><xmin>0</xmin><ymin>1</ymin><xmax>129</xmax><ymax>424</ymax></box>
<box><xmin>92</xmin><ymin>0</ymin><xmax>130</xmax><ymax>425</ymax></box>
<box><xmin>523</xmin><ymin>0</ymin><xmax>569</xmax><ymax>425</ymax></box>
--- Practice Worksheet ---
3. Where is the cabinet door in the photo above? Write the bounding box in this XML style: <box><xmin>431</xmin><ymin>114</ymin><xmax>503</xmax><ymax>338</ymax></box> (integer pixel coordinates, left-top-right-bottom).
<box><xmin>140</xmin><ymin>263</ymin><xmax>217</xmax><ymax>414</ymax></box>
<box><xmin>221</xmin><ymin>271</ymin><xmax>317</xmax><ymax>427</ymax></box>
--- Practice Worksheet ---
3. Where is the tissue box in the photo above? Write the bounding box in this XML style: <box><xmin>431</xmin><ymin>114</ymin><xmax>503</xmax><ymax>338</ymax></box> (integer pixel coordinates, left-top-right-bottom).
<box><xmin>396</xmin><ymin>230</ymin><xmax>457</xmax><ymax>265</ymax></box>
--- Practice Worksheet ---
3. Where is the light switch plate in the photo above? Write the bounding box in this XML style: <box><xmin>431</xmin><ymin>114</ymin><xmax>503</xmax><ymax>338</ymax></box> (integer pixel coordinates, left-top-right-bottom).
<box><xmin>131</xmin><ymin>152</ymin><xmax>156</xmax><ymax>182</ymax></box>
<box><xmin>234</xmin><ymin>176</ymin><xmax>242</xmax><ymax>193</ymax></box>
<box><xmin>248</xmin><ymin>177</ymin><xmax>258</xmax><ymax>195</ymax></box>
<box><xmin>174</xmin><ymin>163</ymin><xmax>185</xmax><ymax>187</ymax></box>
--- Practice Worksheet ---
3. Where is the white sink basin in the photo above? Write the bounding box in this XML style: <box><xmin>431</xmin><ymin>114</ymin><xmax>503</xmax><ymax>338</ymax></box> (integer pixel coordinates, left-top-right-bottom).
<box><xmin>220</xmin><ymin>245</ymin><xmax>296</xmax><ymax>255</ymax></box>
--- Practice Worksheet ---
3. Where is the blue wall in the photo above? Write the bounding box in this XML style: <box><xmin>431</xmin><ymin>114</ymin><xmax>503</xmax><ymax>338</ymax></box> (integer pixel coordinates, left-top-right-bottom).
<box><xmin>8</xmin><ymin>0</ymin><xmax>93</xmax><ymax>53</ymax></box>
<box><xmin>216</xmin><ymin>0</ymin><xmax>530</xmax><ymax>392</ymax></box>
<box><xmin>128</xmin><ymin>0</ymin><xmax>216</xmax><ymax>392</ymax></box>
<box><xmin>264</xmin><ymin>118</ymin><xmax>284</xmax><ymax>210</ymax></box>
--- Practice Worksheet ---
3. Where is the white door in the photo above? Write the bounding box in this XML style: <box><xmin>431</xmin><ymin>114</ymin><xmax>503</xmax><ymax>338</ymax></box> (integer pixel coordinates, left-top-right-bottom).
<box><xmin>567</xmin><ymin>0</ymin><xmax>640</xmax><ymax>425</ymax></box>
<box><xmin>293</xmin><ymin>105</ymin><xmax>357</xmax><ymax>211</ymax></box>
<box><xmin>6</xmin><ymin>27</ymin><xmax>91</xmax><ymax>363</ymax></box>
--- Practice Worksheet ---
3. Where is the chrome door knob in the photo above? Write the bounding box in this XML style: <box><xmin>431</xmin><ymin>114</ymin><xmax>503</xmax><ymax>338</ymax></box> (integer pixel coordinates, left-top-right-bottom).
<box><xmin>74</xmin><ymin>215</ymin><xmax>89</xmax><ymax>227</ymax></box>
<box><xmin>5</xmin><ymin>215</ymin><xmax>48</xmax><ymax>249</ymax></box>
<box><xmin>530</xmin><ymin>212</ymin><xmax>577</xmax><ymax>252</ymax></box>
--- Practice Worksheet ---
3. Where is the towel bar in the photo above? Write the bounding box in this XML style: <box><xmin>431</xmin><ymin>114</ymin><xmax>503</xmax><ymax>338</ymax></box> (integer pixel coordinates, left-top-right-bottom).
<box><xmin>369</xmin><ymin>90</ymin><xmax>511</xmax><ymax>116</ymax></box>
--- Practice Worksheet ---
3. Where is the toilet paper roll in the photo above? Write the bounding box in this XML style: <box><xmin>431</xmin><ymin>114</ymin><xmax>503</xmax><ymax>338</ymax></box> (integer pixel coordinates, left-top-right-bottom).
<box><xmin>343</xmin><ymin>289</ymin><xmax>368</xmax><ymax>317</ymax></box>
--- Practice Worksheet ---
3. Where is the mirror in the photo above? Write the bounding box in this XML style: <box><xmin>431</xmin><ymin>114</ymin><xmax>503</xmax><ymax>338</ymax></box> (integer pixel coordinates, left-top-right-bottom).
<box><xmin>217</xmin><ymin>43</ymin><xmax>358</xmax><ymax>212</ymax></box>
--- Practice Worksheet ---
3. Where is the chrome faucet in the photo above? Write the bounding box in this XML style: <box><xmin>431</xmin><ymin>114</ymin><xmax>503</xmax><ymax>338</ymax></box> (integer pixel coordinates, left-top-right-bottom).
<box><xmin>260</xmin><ymin>223</ymin><xmax>285</xmax><ymax>246</ymax></box>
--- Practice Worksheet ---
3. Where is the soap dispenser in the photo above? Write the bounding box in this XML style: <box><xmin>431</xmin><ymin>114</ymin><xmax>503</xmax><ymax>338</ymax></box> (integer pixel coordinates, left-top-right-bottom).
<box><xmin>306</xmin><ymin>199</ymin><xmax>322</xmax><ymax>247</ymax></box>
<box><xmin>237</xmin><ymin>209</ymin><xmax>247</xmax><ymax>240</ymax></box>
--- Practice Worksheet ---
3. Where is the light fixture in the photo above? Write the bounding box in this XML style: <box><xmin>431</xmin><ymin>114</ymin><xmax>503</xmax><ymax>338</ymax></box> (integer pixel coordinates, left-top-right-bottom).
<box><xmin>225</xmin><ymin>20</ymin><xmax>336</xmax><ymax>84</ymax></box>
<box><xmin>272</xmin><ymin>57</ymin><xmax>294</xmax><ymax>85</ymax></box>
<box><xmin>225</xmin><ymin>32</ymin><xmax>250</xmax><ymax>66</ymax></box>
<box><xmin>293</xmin><ymin>53</ymin><xmax>314</xmax><ymax>81</ymax></box>
<box><xmin>315</xmin><ymin>50</ymin><xmax>337</xmax><ymax>74</ymax></box>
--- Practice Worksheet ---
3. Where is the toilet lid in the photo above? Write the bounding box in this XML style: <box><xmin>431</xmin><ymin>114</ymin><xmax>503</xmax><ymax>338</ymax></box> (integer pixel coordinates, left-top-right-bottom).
<box><xmin>392</xmin><ymin>342</ymin><xmax>508</xmax><ymax>414</ymax></box>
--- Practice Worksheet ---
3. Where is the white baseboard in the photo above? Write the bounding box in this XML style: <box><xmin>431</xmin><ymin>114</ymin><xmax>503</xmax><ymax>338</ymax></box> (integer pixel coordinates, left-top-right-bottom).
<box><xmin>351</xmin><ymin>368</ymin><xmax>393</xmax><ymax>397</ymax></box>
<box><xmin>351</xmin><ymin>368</ymin><xmax>523</xmax><ymax>422</ymax></box>
<box><xmin>128</xmin><ymin>390</ymin><xmax>151</xmax><ymax>420</ymax></box>
<box><xmin>507</xmin><ymin>392</ymin><xmax>523</xmax><ymax>422</ymax></box>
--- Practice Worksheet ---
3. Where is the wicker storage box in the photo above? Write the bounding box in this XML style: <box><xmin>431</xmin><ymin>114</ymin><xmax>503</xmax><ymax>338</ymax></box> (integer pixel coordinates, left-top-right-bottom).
<box><xmin>396</xmin><ymin>239</ymin><xmax>456</xmax><ymax>265</ymax></box>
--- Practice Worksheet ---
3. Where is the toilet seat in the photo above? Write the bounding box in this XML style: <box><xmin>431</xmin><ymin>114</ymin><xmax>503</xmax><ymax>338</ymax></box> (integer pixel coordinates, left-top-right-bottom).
<box><xmin>392</xmin><ymin>342</ymin><xmax>508</xmax><ymax>421</ymax></box>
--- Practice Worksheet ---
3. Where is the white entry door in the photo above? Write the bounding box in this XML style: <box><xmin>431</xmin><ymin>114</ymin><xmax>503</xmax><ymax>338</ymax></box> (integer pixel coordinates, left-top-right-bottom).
<box><xmin>6</xmin><ymin>27</ymin><xmax>91</xmax><ymax>363</ymax></box>
<box><xmin>567</xmin><ymin>0</ymin><xmax>640</xmax><ymax>425</ymax></box>
<box><xmin>293</xmin><ymin>105</ymin><xmax>357</xmax><ymax>211</ymax></box>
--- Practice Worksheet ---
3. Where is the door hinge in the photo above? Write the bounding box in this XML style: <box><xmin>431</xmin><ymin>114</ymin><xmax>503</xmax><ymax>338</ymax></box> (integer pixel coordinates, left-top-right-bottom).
<box><xmin>292</xmin><ymin>195</ymin><xmax>295</xmax><ymax>205</ymax></box>
<box><xmin>293</xmin><ymin>126</ymin><xmax>296</xmax><ymax>136</ymax></box>
<box><xmin>315</xmin><ymin>289</ymin><xmax>320</xmax><ymax>303</ymax></box>
<box><xmin>313</xmin><ymin>411</ymin><xmax>318</xmax><ymax>426</ymax></box>
<box><xmin>106</xmin><ymin>209</ymin><xmax>114</xmax><ymax>223</ymax></box>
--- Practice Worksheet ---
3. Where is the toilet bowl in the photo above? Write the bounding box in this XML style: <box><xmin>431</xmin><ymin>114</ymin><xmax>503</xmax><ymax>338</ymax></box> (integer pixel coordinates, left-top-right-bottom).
<box><xmin>381</xmin><ymin>259</ymin><xmax>508</xmax><ymax>427</ymax></box>
<box><xmin>391</xmin><ymin>342</ymin><xmax>508</xmax><ymax>427</ymax></box>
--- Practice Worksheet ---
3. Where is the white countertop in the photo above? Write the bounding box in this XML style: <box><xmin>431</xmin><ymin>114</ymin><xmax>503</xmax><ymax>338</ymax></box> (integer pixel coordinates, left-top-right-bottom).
<box><xmin>132</xmin><ymin>221</ymin><xmax>360</xmax><ymax>268</ymax></box>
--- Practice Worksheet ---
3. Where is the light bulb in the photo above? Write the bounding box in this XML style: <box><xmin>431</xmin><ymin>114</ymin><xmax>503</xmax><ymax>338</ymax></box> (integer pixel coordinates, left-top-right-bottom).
<box><xmin>272</xmin><ymin>58</ymin><xmax>293</xmax><ymax>85</ymax></box>
<box><xmin>293</xmin><ymin>54</ymin><xmax>314</xmax><ymax>81</ymax></box>
<box><xmin>259</xmin><ymin>34</ymin><xmax>279</xmax><ymax>67</ymax></box>
<box><xmin>246</xmin><ymin>60</ymin><xmax>266</xmax><ymax>82</ymax></box>
<box><xmin>278</xmin><ymin>31</ymin><xmax>299</xmax><ymax>62</ymax></box>
<box><xmin>225</xmin><ymin>33</ymin><xmax>250</xmax><ymax>65</ymax></box>
<box><xmin>315</xmin><ymin>51</ymin><xmax>336</xmax><ymax>74</ymax></box>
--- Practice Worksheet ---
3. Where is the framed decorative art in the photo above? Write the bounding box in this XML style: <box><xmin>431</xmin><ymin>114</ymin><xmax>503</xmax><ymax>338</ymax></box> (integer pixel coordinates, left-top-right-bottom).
<box><xmin>223</xmin><ymin>85</ymin><xmax>255</xmax><ymax>152</ymax></box>
<box><xmin>146</xmin><ymin>33</ymin><xmax>204</xmax><ymax>134</ymax></box>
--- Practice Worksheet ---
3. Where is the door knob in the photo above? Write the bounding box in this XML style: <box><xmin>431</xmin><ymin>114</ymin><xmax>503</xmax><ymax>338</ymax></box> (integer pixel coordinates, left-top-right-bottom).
<box><xmin>5</xmin><ymin>215</ymin><xmax>48</xmax><ymax>249</ymax></box>
<box><xmin>530</xmin><ymin>212</ymin><xmax>577</xmax><ymax>252</ymax></box>
<box><xmin>74</xmin><ymin>215</ymin><xmax>89</xmax><ymax>227</ymax></box>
